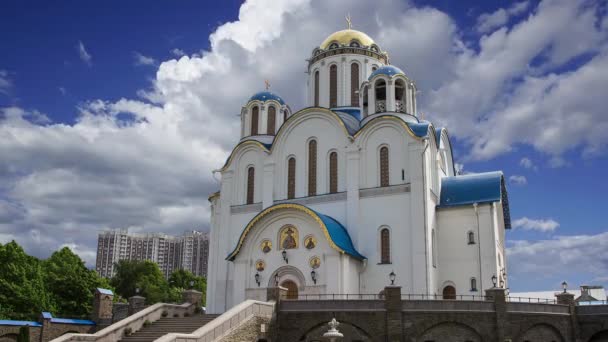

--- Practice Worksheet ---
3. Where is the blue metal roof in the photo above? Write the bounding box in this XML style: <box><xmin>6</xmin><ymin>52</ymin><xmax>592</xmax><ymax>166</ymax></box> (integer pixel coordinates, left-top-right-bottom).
<box><xmin>369</xmin><ymin>65</ymin><xmax>405</xmax><ymax>79</ymax></box>
<box><xmin>41</xmin><ymin>312</ymin><xmax>52</xmax><ymax>319</ymax></box>
<box><xmin>226</xmin><ymin>204</ymin><xmax>366</xmax><ymax>261</ymax></box>
<box><xmin>0</xmin><ymin>320</ymin><xmax>42</xmax><ymax>327</ymax></box>
<box><xmin>438</xmin><ymin>171</ymin><xmax>511</xmax><ymax>229</ymax></box>
<box><xmin>97</xmin><ymin>288</ymin><xmax>113</xmax><ymax>295</ymax></box>
<box><xmin>313</xmin><ymin>210</ymin><xmax>366</xmax><ymax>260</ymax></box>
<box><xmin>249</xmin><ymin>91</ymin><xmax>285</xmax><ymax>105</ymax></box>
<box><xmin>331</xmin><ymin>107</ymin><xmax>361</xmax><ymax>120</ymax></box>
<box><xmin>407</xmin><ymin>122</ymin><xmax>431</xmax><ymax>138</ymax></box>
<box><xmin>51</xmin><ymin>318</ymin><xmax>95</xmax><ymax>325</ymax></box>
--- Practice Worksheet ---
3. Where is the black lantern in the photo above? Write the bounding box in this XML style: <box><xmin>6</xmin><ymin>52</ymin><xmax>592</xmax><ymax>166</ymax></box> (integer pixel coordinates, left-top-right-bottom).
<box><xmin>282</xmin><ymin>249</ymin><xmax>288</xmax><ymax>264</ymax></box>
<box><xmin>135</xmin><ymin>287</ymin><xmax>140</xmax><ymax>295</ymax></box>
<box><xmin>274</xmin><ymin>273</ymin><xmax>279</xmax><ymax>287</ymax></box>
<box><xmin>491</xmin><ymin>275</ymin><xmax>497</xmax><ymax>287</ymax></box>
<box><xmin>311</xmin><ymin>269</ymin><xmax>317</xmax><ymax>285</ymax></box>
<box><xmin>389</xmin><ymin>270</ymin><xmax>396</xmax><ymax>285</ymax></box>
<box><xmin>255</xmin><ymin>272</ymin><xmax>260</xmax><ymax>287</ymax></box>
<box><xmin>562</xmin><ymin>281</ymin><xmax>568</xmax><ymax>293</ymax></box>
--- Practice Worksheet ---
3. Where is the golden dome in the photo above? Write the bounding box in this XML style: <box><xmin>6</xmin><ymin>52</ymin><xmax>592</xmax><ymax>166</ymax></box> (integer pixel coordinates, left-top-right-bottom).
<box><xmin>319</xmin><ymin>29</ymin><xmax>375</xmax><ymax>50</ymax></box>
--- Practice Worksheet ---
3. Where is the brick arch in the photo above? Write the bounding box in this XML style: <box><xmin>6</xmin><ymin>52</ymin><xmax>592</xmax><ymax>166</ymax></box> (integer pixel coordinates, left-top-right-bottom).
<box><xmin>0</xmin><ymin>333</ymin><xmax>18</xmax><ymax>342</ymax></box>
<box><xmin>297</xmin><ymin>319</ymin><xmax>373</xmax><ymax>341</ymax></box>
<box><xmin>588</xmin><ymin>330</ymin><xmax>608</xmax><ymax>342</ymax></box>
<box><xmin>418</xmin><ymin>321</ymin><xmax>483</xmax><ymax>342</ymax></box>
<box><xmin>516</xmin><ymin>323</ymin><xmax>565</xmax><ymax>342</ymax></box>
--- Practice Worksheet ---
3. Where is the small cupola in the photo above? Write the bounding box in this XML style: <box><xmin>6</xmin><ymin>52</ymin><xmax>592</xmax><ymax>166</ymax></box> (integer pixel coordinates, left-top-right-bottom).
<box><xmin>241</xmin><ymin>84</ymin><xmax>291</xmax><ymax>138</ymax></box>
<box><xmin>360</xmin><ymin>65</ymin><xmax>417</xmax><ymax>117</ymax></box>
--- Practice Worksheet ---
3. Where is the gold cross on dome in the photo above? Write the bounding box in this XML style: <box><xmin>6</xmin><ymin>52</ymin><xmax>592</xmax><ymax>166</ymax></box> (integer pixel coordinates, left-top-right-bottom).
<box><xmin>264</xmin><ymin>80</ymin><xmax>270</xmax><ymax>90</ymax></box>
<box><xmin>345</xmin><ymin>13</ymin><xmax>352</xmax><ymax>30</ymax></box>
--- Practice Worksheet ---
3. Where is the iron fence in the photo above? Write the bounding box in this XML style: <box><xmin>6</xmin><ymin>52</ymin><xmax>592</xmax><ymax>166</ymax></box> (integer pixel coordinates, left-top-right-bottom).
<box><xmin>401</xmin><ymin>294</ymin><xmax>489</xmax><ymax>301</ymax></box>
<box><xmin>506</xmin><ymin>296</ymin><xmax>557</xmax><ymax>304</ymax></box>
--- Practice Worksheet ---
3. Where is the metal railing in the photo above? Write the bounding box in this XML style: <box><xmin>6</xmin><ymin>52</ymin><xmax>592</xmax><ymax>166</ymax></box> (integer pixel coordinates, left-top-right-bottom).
<box><xmin>401</xmin><ymin>294</ymin><xmax>489</xmax><ymax>301</ymax></box>
<box><xmin>577</xmin><ymin>300</ymin><xmax>608</xmax><ymax>306</ymax></box>
<box><xmin>506</xmin><ymin>296</ymin><xmax>557</xmax><ymax>304</ymax></box>
<box><xmin>282</xmin><ymin>294</ymin><xmax>381</xmax><ymax>301</ymax></box>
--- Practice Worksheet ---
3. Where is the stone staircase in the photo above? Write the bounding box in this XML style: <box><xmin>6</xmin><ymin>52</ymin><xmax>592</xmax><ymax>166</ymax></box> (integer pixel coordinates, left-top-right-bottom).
<box><xmin>120</xmin><ymin>314</ymin><xmax>219</xmax><ymax>342</ymax></box>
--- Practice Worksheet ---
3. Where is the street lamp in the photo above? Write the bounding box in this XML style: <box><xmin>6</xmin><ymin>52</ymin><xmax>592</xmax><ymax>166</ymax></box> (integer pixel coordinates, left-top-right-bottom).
<box><xmin>255</xmin><ymin>272</ymin><xmax>260</xmax><ymax>287</ymax></box>
<box><xmin>311</xmin><ymin>269</ymin><xmax>317</xmax><ymax>285</ymax></box>
<box><xmin>135</xmin><ymin>287</ymin><xmax>140</xmax><ymax>295</ymax></box>
<box><xmin>389</xmin><ymin>271</ymin><xmax>396</xmax><ymax>285</ymax></box>
<box><xmin>491</xmin><ymin>275</ymin><xmax>497</xmax><ymax>288</ymax></box>
<box><xmin>274</xmin><ymin>273</ymin><xmax>279</xmax><ymax>287</ymax></box>
<box><xmin>562</xmin><ymin>281</ymin><xmax>568</xmax><ymax>293</ymax></box>
<box><xmin>282</xmin><ymin>249</ymin><xmax>288</xmax><ymax>264</ymax></box>
<box><xmin>189</xmin><ymin>280</ymin><xmax>194</xmax><ymax>289</ymax></box>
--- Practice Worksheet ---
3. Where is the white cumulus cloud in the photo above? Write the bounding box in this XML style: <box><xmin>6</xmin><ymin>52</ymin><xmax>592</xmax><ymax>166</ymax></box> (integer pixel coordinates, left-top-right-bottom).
<box><xmin>513</xmin><ymin>217</ymin><xmax>559</xmax><ymax>232</ymax></box>
<box><xmin>77</xmin><ymin>41</ymin><xmax>92</xmax><ymax>66</ymax></box>
<box><xmin>509</xmin><ymin>175</ymin><xmax>527</xmax><ymax>185</ymax></box>
<box><xmin>477</xmin><ymin>1</ymin><xmax>530</xmax><ymax>34</ymax></box>
<box><xmin>134</xmin><ymin>52</ymin><xmax>156</xmax><ymax>66</ymax></box>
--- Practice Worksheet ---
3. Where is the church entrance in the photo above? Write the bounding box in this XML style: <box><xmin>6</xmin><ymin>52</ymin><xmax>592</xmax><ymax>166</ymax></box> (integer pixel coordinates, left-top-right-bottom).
<box><xmin>443</xmin><ymin>285</ymin><xmax>456</xmax><ymax>299</ymax></box>
<box><xmin>281</xmin><ymin>280</ymin><xmax>298</xmax><ymax>299</ymax></box>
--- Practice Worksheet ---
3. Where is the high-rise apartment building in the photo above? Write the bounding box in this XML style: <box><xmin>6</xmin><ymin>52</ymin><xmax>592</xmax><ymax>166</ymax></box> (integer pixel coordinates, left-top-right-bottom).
<box><xmin>95</xmin><ymin>229</ymin><xmax>209</xmax><ymax>279</ymax></box>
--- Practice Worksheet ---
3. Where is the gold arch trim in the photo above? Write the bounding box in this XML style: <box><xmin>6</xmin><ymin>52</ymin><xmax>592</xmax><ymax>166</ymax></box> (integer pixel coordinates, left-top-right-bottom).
<box><xmin>219</xmin><ymin>140</ymin><xmax>270</xmax><ymax>172</ymax></box>
<box><xmin>354</xmin><ymin>115</ymin><xmax>434</xmax><ymax>142</ymax></box>
<box><xmin>226</xmin><ymin>203</ymin><xmax>344</xmax><ymax>261</ymax></box>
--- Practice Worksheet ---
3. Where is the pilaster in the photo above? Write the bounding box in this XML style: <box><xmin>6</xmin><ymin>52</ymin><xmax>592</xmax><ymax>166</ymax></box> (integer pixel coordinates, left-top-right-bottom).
<box><xmin>263</xmin><ymin>161</ymin><xmax>275</xmax><ymax>209</ymax></box>
<box><xmin>387</xmin><ymin>80</ymin><xmax>395</xmax><ymax>112</ymax></box>
<box><xmin>346</xmin><ymin>146</ymin><xmax>361</xmax><ymax>249</ymax></box>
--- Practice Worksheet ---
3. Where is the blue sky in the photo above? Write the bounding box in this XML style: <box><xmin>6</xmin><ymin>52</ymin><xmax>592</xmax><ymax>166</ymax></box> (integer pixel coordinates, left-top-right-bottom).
<box><xmin>1</xmin><ymin>0</ymin><xmax>607</xmax><ymax>293</ymax></box>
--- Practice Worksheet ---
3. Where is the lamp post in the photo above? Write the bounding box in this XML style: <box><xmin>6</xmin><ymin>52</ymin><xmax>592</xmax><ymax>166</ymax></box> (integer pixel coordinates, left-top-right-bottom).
<box><xmin>389</xmin><ymin>271</ymin><xmax>396</xmax><ymax>285</ymax></box>
<box><xmin>274</xmin><ymin>273</ymin><xmax>279</xmax><ymax>287</ymax></box>
<box><xmin>562</xmin><ymin>281</ymin><xmax>568</xmax><ymax>293</ymax></box>
<box><xmin>282</xmin><ymin>249</ymin><xmax>288</xmax><ymax>264</ymax></box>
<box><xmin>311</xmin><ymin>269</ymin><xmax>317</xmax><ymax>285</ymax></box>
<box><xmin>491</xmin><ymin>275</ymin><xmax>497</xmax><ymax>288</ymax></box>
<box><xmin>189</xmin><ymin>280</ymin><xmax>194</xmax><ymax>289</ymax></box>
<box><xmin>255</xmin><ymin>272</ymin><xmax>261</xmax><ymax>287</ymax></box>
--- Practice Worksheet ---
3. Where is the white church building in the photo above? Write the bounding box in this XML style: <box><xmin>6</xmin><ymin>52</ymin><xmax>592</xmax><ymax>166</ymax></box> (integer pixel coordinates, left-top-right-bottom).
<box><xmin>205</xmin><ymin>25</ymin><xmax>511</xmax><ymax>314</ymax></box>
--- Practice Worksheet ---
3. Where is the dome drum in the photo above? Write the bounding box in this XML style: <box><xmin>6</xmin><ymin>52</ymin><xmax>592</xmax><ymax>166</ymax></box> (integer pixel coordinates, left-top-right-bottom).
<box><xmin>242</xmin><ymin>90</ymin><xmax>291</xmax><ymax>138</ymax></box>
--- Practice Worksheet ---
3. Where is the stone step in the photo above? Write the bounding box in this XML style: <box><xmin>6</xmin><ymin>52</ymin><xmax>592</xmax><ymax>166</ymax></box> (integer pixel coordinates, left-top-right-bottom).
<box><xmin>118</xmin><ymin>314</ymin><xmax>219</xmax><ymax>342</ymax></box>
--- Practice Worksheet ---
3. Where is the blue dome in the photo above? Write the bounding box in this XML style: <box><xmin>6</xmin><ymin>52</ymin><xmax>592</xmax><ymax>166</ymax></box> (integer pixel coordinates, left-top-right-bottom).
<box><xmin>248</xmin><ymin>91</ymin><xmax>285</xmax><ymax>105</ymax></box>
<box><xmin>369</xmin><ymin>65</ymin><xmax>405</xmax><ymax>80</ymax></box>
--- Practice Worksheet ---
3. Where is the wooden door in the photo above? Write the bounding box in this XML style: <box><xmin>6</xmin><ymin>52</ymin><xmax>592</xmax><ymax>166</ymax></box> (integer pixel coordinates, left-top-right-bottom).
<box><xmin>281</xmin><ymin>280</ymin><xmax>298</xmax><ymax>299</ymax></box>
<box><xmin>443</xmin><ymin>285</ymin><xmax>456</xmax><ymax>300</ymax></box>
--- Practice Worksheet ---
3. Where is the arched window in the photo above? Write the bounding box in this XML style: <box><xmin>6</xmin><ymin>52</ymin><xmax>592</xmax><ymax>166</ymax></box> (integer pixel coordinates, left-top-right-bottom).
<box><xmin>251</xmin><ymin>106</ymin><xmax>259</xmax><ymax>135</ymax></box>
<box><xmin>380</xmin><ymin>228</ymin><xmax>390</xmax><ymax>264</ymax></box>
<box><xmin>468</xmin><ymin>231</ymin><xmax>475</xmax><ymax>245</ymax></box>
<box><xmin>350</xmin><ymin>63</ymin><xmax>359</xmax><ymax>107</ymax></box>
<box><xmin>329</xmin><ymin>64</ymin><xmax>338</xmax><ymax>108</ymax></box>
<box><xmin>443</xmin><ymin>285</ymin><xmax>456</xmax><ymax>300</ymax></box>
<box><xmin>308</xmin><ymin>140</ymin><xmax>317</xmax><ymax>196</ymax></box>
<box><xmin>314</xmin><ymin>70</ymin><xmax>320</xmax><ymax>107</ymax></box>
<box><xmin>246</xmin><ymin>167</ymin><xmax>255</xmax><ymax>204</ymax></box>
<box><xmin>287</xmin><ymin>157</ymin><xmax>296</xmax><ymax>199</ymax></box>
<box><xmin>470</xmin><ymin>278</ymin><xmax>477</xmax><ymax>291</ymax></box>
<box><xmin>267</xmin><ymin>106</ymin><xmax>276</xmax><ymax>134</ymax></box>
<box><xmin>375</xmin><ymin>79</ymin><xmax>386</xmax><ymax>112</ymax></box>
<box><xmin>395</xmin><ymin>79</ymin><xmax>406</xmax><ymax>113</ymax></box>
<box><xmin>380</xmin><ymin>146</ymin><xmax>389</xmax><ymax>187</ymax></box>
<box><xmin>329</xmin><ymin>151</ymin><xmax>338</xmax><ymax>194</ymax></box>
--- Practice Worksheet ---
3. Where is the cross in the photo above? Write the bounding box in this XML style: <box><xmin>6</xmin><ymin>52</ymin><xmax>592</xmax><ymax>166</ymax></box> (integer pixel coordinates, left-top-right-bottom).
<box><xmin>264</xmin><ymin>80</ymin><xmax>270</xmax><ymax>90</ymax></box>
<box><xmin>345</xmin><ymin>13</ymin><xmax>352</xmax><ymax>30</ymax></box>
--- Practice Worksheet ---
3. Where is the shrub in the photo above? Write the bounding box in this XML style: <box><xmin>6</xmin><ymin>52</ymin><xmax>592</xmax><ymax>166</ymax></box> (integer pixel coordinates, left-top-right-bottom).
<box><xmin>124</xmin><ymin>327</ymin><xmax>132</xmax><ymax>336</ymax></box>
<box><xmin>161</xmin><ymin>310</ymin><xmax>168</xmax><ymax>317</ymax></box>
<box><xmin>194</xmin><ymin>307</ymin><xmax>201</xmax><ymax>314</ymax></box>
<box><xmin>143</xmin><ymin>320</ymin><xmax>151</xmax><ymax>327</ymax></box>
<box><xmin>184</xmin><ymin>312</ymin><xmax>190</xmax><ymax>317</ymax></box>
<box><xmin>173</xmin><ymin>313</ymin><xmax>179</xmax><ymax>318</ymax></box>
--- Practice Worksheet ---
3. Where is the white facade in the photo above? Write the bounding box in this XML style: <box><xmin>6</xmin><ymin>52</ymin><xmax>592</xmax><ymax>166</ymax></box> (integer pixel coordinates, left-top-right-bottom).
<box><xmin>206</xmin><ymin>28</ymin><xmax>511</xmax><ymax>314</ymax></box>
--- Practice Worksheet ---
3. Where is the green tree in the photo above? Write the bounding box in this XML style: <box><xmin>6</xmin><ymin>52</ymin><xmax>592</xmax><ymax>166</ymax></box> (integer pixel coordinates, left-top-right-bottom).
<box><xmin>0</xmin><ymin>241</ymin><xmax>54</xmax><ymax>320</ymax></box>
<box><xmin>111</xmin><ymin>260</ymin><xmax>169</xmax><ymax>304</ymax></box>
<box><xmin>44</xmin><ymin>247</ymin><xmax>109</xmax><ymax>318</ymax></box>
<box><xmin>168</xmin><ymin>269</ymin><xmax>207</xmax><ymax>305</ymax></box>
